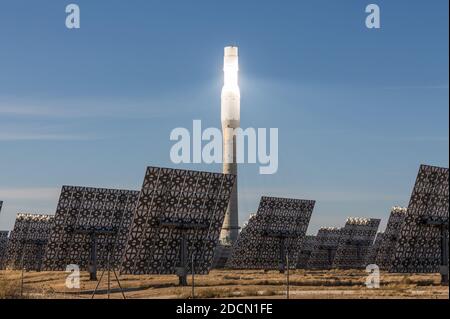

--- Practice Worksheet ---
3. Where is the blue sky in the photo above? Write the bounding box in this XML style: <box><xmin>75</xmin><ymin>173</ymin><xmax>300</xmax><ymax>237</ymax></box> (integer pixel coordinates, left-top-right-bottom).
<box><xmin>0</xmin><ymin>0</ymin><xmax>448</xmax><ymax>234</ymax></box>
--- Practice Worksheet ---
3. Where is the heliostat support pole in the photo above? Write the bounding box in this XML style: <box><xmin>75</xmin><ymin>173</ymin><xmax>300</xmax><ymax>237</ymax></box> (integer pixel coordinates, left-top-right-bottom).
<box><xmin>440</xmin><ymin>225</ymin><xmax>449</xmax><ymax>286</ymax></box>
<box><xmin>178</xmin><ymin>233</ymin><xmax>188</xmax><ymax>286</ymax></box>
<box><xmin>89</xmin><ymin>233</ymin><xmax>98</xmax><ymax>281</ymax></box>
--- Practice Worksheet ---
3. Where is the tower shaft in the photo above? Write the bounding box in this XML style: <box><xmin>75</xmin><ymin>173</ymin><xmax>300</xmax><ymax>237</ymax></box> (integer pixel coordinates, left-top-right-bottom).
<box><xmin>220</xmin><ymin>46</ymin><xmax>240</xmax><ymax>244</ymax></box>
<box><xmin>221</xmin><ymin>120</ymin><xmax>239</xmax><ymax>244</ymax></box>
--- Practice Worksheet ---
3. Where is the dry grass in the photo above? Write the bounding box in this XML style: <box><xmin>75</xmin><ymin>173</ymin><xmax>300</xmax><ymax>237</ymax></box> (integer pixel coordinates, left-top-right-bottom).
<box><xmin>0</xmin><ymin>277</ymin><xmax>22</xmax><ymax>299</ymax></box>
<box><xmin>0</xmin><ymin>269</ymin><xmax>447</xmax><ymax>299</ymax></box>
<box><xmin>179</xmin><ymin>286</ymin><xmax>280</xmax><ymax>299</ymax></box>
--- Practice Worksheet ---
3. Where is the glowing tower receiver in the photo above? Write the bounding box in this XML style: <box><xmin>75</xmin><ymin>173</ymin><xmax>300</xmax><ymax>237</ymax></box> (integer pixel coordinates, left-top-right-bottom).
<box><xmin>220</xmin><ymin>46</ymin><xmax>240</xmax><ymax>244</ymax></box>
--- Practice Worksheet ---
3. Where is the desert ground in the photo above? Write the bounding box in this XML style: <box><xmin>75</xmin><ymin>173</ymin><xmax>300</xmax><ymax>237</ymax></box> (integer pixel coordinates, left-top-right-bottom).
<box><xmin>0</xmin><ymin>269</ymin><xmax>448</xmax><ymax>299</ymax></box>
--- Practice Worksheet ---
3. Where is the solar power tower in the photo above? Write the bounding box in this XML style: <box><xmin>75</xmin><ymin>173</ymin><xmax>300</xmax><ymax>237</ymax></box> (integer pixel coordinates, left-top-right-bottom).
<box><xmin>43</xmin><ymin>186</ymin><xmax>139</xmax><ymax>280</ymax></box>
<box><xmin>332</xmin><ymin>218</ymin><xmax>380</xmax><ymax>269</ymax></box>
<box><xmin>296</xmin><ymin>235</ymin><xmax>317</xmax><ymax>269</ymax></box>
<box><xmin>390</xmin><ymin>165</ymin><xmax>449</xmax><ymax>285</ymax></box>
<box><xmin>5</xmin><ymin>214</ymin><xmax>54</xmax><ymax>271</ymax></box>
<box><xmin>121</xmin><ymin>167</ymin><xmax>236</xmax><ymax>286</ymax></box>
<box><xmin>0</xmin><ymin>231</ymin><xmax>9</xmax><ymax>270</ymax></box>
<box><xmin>375</xmin><ymin>207</ymin><xmax>407</xmax><ymax>270</ymax></box>
<box><xmin>227</xmin><ymin>196</ymin><xmax>315</xmax><ymax>272</ymax></box>
<box><xmin>307</xmin><ymin>227</ymin><xmax>341</xmax><ymax>269</ymax></box>
<box><xmin>365</xmin><ymin>232</ymin><xmax>384</xmax><ymax>266</ymax></box>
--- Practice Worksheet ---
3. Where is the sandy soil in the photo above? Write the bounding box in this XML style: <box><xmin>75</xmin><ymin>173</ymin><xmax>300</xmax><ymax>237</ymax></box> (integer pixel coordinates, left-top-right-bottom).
<box><xmin>0</xmin><ymin>269</ymin><xmax>448</xmax><ymax>299</ymax></box>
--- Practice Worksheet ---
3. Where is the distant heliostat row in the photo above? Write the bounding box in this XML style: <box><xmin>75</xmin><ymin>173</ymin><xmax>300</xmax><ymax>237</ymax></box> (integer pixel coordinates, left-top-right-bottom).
<box><xmin>293</xmin><ymin>165</ymin><xmax>449</xmax><ymax>277</ymax></box>
<box><xmin>0</xmin><ymin>164</ymin><xmax>448</xmax><ymax>285</ymax></box>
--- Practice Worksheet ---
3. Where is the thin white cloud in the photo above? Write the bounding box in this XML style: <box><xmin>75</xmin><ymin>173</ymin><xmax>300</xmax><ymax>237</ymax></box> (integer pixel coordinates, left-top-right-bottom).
<box><xmin>0</xmin><ymin>187</ymin><xmax>60</xmax><ymax>201</ymax></box>
<box><xmin>0</xmin><ymin>88</ymin><xmax>209</xmax><ymax>119</ymax></box>
<box><xmin>239</xmin><ymin>186</ymin><xmax>405</xmax><ymax>202</ymax></box>
<box><xmin>366</xmin><ymin>135</ymin><xmax>449</xmax><ymax>144</ymax></box>
<box><xmin>0</xmin><ymin>132</ymin><xmax>96</xmax><ymax>141</ymax></box>
<box><xmin>382</xmin><ymin>84</ymin><xmax>449</xmax><ymax>90</ymax></box>
<box><xmin>0</xmin><ymin>105</ymin><xmax>50</xmax><ymax>116</ymax></box>
<box><xmin>0</xmin><ymin>100</ymin><xmax>169</xmax><ymax>118</ymax></box>
<box><xmin>401</xmin><ymin>136</ymin><xmax>449</xmax><ymax>143</ymax></box>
